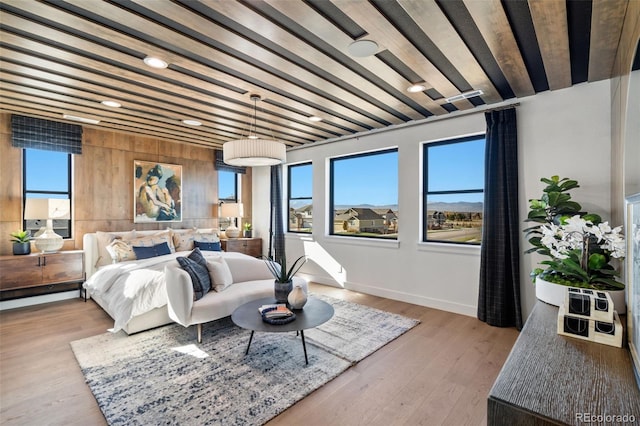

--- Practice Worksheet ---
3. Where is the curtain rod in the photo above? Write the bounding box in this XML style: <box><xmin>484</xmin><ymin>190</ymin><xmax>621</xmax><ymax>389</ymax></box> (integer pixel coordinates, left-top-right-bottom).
<box><xmin>289</xmin><ymin>100</ymin><xmax>520</xmax><ymax>151</ymax></box>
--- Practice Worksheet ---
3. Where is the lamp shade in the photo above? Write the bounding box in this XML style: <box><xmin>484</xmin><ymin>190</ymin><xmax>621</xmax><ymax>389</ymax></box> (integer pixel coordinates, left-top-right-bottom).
<box><xmin>223</xmin><ymin>139</ymin><xmax>286</xmax><ymax>166</ymax></box>
<box><xmin>24</xmin><ymin>198</ymin><xmax>70</xmax><ymax>220</ymax></box>
<box><xmin>24</xmin><ymin>198</ymin><xmax>69</xmax><ymax>253</ymax></box>
<box><xmin>220</xmin><ymin>202</ymin><xmax>244</xmax><ymax>218</ymax></box>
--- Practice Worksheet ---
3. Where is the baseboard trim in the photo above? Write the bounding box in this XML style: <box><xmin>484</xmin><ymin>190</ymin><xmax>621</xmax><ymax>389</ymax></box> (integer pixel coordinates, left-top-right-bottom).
<box><xmin>301</xmin><ymin>272</ymin><xmax>477</xmax><ymax>317</ymax></box>
<box><xmin>0</xmin><ymin>290</ymin><xmax>79</xmax><ymax>311</ymax></box>
<box><xmin>345</xmin><ymin>281</ymin><xmax>477</xmax><ymax>317</ymax></box>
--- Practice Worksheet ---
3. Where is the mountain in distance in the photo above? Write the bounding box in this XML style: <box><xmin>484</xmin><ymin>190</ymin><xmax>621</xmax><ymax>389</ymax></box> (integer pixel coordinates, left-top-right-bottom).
<box><xmin>334</xmin><ymin>202</ymin><xmax>483</xmax><ymax>212</ymax></box>
<box><xmin>427</xmin><ymin>202</ymin><xmax>483</xmax><ymax>213</ymax></box>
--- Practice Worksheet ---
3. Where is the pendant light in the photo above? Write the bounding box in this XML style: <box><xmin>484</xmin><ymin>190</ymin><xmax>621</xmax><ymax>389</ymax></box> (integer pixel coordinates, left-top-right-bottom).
<box><xmin>223</xmin><ymin>95</ymin><xmax>286</xmax><ymax>167</ymax></box>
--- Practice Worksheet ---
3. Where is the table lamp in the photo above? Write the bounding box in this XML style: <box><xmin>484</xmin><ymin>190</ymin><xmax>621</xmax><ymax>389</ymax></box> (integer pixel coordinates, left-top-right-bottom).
<box><xmin>220</xmin><ymin>202</ymin><xmax>243</xmax><ymax>238</ymax></box>
<box><xmin>24</xmin><ymin>198</ymin><xmax>70</xmax><ymax>252</ymax></box>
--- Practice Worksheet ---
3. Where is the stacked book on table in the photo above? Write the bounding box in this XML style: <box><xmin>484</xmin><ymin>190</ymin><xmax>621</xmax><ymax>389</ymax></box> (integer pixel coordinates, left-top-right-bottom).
<box><xmin>557</xmin><ymin>287</ymin><xmax>622</xmax><ymax>347</ymax></box>
<box><xmin>258</xmin><ymin>304</ymin><xmax>294</xmax><ymax>319</ymax></box>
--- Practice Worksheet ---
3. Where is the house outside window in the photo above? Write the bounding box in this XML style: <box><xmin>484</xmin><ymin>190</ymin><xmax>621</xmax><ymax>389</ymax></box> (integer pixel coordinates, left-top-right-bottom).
<box><xmin>330</xmin><ymin>148</ymin><xmax>398</xmax><ymax>239</ymax></box>
<box><xmin>218</xmin><ymin>170</ymin><xmax>239</xmax><ymax>230</ymax></box>
<box><xmin>423</xmin><ymin>135</ymin><xmax>485</xmax><ymax>244</ymax></box>
<box><xmin>288</xmin><ymin>162</ymin><xmax>312</xmax><ymax>233</ymax></box>
<box><xmin>23</xmin><ymin>148</ymin><xmax>72</xmax><ymax>238</ymax></box>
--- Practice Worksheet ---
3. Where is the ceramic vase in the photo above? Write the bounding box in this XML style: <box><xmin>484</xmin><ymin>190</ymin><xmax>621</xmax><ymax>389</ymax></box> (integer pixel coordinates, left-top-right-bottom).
<box><xmin>288</xmin><ymin>284</ymin><xmax>307</xmax><ymax>310</ymax></box>
<box><xmin>535</xmin><ymin>276</ymin><xmax>626</xmax><ymax>314</ymax></box>
<box><xmin>274</xmin><ymin>280</ymin><xmax>293</xmax><ymax>304</ymax></box>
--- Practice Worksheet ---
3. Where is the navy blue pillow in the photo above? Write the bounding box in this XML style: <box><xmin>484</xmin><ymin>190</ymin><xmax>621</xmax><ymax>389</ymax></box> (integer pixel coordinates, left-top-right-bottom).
<box><xmin>176</xmin><ymin>248</ymin><xmax>211</xmax><ymax>300</ymax></box>
<box><xmin>132</xmin><ymin>242</ymin><xmax>171</xmax><ymax>260</ymax></box>
<box><xmin>194</xmin><ymin>240</ymin><xmax>221</xmax><ymax>251</ymax></box>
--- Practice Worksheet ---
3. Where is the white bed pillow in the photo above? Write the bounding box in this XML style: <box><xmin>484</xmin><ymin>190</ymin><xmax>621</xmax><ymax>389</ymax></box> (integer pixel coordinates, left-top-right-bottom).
<box><xmin>206</xmin><ymin>256</ymin><xmax>233</xmax><ymax>292</ymax></box>
<box><xmin>196</xmin><ymin>232</ymin><xmax>220</xmax><ymax>243</ymax></box>
<box><xmin>106</xmin><ymin>239</ymin><xmax>136</xmax><ymax>263</ymax></box>
<box><xmin>95</xmin><ymin>230</ymin><xmax>136</xmax><ymax>268</ymax></box>
<box><xmin>128</xmin><ymin>230</ymin><xmax>176</xmax><ymax>253</ymax></box>
<box><xmin>171</xmin><ymin>228</ymin><xmax>198</xmax><ymax>252</ymax></box>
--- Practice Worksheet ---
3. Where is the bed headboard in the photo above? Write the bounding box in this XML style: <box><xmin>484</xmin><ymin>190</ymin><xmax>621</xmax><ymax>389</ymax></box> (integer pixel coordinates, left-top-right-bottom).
<box><xmin>83</xmin><ymin>232</ymin><xmax>100</xmax><ymax>280</ymax></box>
<box><xmin>83</xmin><ymin>228</ymin><xmax>220</xmax><ymax>280</ymax></box>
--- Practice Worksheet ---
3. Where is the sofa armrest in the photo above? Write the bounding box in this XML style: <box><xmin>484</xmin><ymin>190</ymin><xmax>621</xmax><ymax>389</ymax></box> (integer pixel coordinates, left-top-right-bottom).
<box><xmin>165</xmin><ymin>265</ymin><xmax>194</xmax><ymax>327</ymax></box>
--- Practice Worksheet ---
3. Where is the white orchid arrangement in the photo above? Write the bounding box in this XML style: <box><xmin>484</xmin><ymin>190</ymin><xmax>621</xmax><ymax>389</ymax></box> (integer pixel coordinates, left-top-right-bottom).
<box><xmin>536</xmin><ymin>215</ymin><xmax>625</xmax><ymax>290</ymax></box>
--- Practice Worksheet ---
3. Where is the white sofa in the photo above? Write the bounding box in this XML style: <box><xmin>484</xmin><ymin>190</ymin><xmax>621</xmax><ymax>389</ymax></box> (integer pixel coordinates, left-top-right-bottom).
<box><xmin>165</xmin><ymin>254</ymin><xmax>307</xmax><ymax>342</ymax></box>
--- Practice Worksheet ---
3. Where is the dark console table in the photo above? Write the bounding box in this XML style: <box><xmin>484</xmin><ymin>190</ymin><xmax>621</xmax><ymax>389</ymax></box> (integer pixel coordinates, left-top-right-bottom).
<box><xmin>488</xmin><ymin>302</ymin><xmax>640</xmax><ymax>425</ymax></box>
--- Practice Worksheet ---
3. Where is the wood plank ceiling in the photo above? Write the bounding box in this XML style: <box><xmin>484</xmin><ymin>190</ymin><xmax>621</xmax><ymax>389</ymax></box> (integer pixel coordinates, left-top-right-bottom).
<box><xmin>0</xmin><ymin>0</ymin><xmax>632</xmax><ymax>150</ymax></box>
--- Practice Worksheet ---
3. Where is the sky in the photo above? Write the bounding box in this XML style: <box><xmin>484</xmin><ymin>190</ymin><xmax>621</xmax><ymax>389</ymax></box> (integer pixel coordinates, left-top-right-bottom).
<box><xmin>26</xmin><ymin>138</ymin><xmax>485</xmax><ymax>207</ymax></box>
<box><xmin>25</xmin><ymin>149</ymin><xmax>69</xmax><ymax>197</ymax></box>
<box><xmin>289</xmin><ymin>137</ymin><xmax>486</xmax><ymax>207</ymax></box>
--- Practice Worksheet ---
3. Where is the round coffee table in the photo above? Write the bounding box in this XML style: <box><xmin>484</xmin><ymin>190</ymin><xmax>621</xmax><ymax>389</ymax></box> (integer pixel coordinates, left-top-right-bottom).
<box><xmin>231</xmin><ymin>296</ymin><xmax>334</xmax><ymax>364</ymax></box>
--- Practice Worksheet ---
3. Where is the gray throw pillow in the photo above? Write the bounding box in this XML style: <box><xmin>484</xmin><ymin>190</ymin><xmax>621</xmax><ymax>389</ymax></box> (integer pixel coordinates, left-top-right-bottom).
<box><xmin>177</xmin><ymin>248</ymin><xmax>211</xmax><ymax>300</ymax></box>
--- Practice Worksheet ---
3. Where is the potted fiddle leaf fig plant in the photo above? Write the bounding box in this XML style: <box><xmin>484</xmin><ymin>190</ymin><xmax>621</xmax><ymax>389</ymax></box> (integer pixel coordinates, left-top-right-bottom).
<box><xmin>524</xmin><ymin>175</ymin><xmax>626</xmax><ymax>311</ymax></box>
<box><xmin>263</xmin><ymin>254</ymin><xmax>307</xmax><ymax>303</ymax></box>
<box><xmin>10</xmin><ymin>229</ymin><xmax>31</xmax><ymax>255</ymax></box>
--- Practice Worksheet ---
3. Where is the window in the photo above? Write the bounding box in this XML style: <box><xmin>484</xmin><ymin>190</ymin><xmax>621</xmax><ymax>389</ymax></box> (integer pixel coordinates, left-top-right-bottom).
<box><xmin>288</xmin><ymin>162</ymin><xmax>312</xmax><ymax>233</ymax></box>
<box><xmin>423</xmin><ymin>135</ymin><xmax>485</xmax><ymax>244</ymax></box>
<box><xmin>330</xmin><ymin>148</ymin><xmax>398</xmax><ymax>239</ymax></box>
<box><xmin>23</xmin><ymin>148</ymin><xmax>72</xmax><ymax>238</ymax></box>
<box><xmin>218</xmin><ymin>170</ymin><xmax>238</xmax><ymax>230</ymax></box>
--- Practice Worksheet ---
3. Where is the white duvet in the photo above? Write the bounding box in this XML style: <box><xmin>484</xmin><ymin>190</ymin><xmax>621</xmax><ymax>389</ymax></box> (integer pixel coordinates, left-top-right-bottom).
<box><xmin>83</xmin><ymin>252</ymin><xmax>188</xmax><ymax>332</ymax></box>
<box><xmin>84</xmin><ymin>251</ymin><xmax>250</xmax><ymax>332</ymax></box>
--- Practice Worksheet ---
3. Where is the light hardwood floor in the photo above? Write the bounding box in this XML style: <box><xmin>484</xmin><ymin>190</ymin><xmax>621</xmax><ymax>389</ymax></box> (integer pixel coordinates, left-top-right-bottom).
<box><xmin>0</xmin><ymin>284</ymin><xmax>519</xmax><ymax>425</ymax></box>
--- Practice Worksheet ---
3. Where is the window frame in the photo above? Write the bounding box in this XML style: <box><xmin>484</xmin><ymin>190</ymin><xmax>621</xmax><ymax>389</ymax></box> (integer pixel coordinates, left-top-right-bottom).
<box><xmin>329</xmin><ymin>148</ymin><xmax>398</xmax><ymax>240</ymax></box>
<box><xmin>218</xmin><ymin>170</ymin><xmax>239</xmax><ymax>204</ymax></box>
<box><xmin>422</xmin><ymin>134</ymin><xmax>485</xmax><ymax>245</ymax></box>
<box><xmin>218</xmin><ymin>170</ymin><xmax>240</xmax><ymax>231</ymax></box>
<box><xmin>22</xmin><ymin>148</ymin><xmax>72</xmax><ymax>238</ymax></box>
<box><xmin>287</xmin><ymin>162</ymin><xmax>313</xmax><ymax>234</ymax></box>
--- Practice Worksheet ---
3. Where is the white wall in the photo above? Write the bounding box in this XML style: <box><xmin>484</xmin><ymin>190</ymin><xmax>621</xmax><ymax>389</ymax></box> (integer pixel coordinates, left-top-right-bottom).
<box><xmin>254</xmin><ymin>80</ymin><xmax>613</xmax><ymax>322</ymax></box>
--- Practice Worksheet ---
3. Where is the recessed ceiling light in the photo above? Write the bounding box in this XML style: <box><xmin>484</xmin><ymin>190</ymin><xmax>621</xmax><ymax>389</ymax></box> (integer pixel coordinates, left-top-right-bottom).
<box><xmin>182</xmin><ymin>119</ymin><xmax>202</xmax><ymax>126</ymax></box>
<box><xmin>407</xmin><ymin>84</ymin><xmax>426</xmax><ymax>93</ymax></box>
<box><xmin>347</xmin><ymin>39</ymin><xmax>378</xmax><ymax>57</ymax></box>
<box><xmin>143</xmin><ymin>56</ymin><xmax>168</xmax><ymax>69</ymax></box>
<box><xmin>62</xmin><ymin>114</ymin><xmax>100</xmax><ymax>124</ymax></box>
<box><xmin>309</xmin><ymin>116</ymin><xmax>322</xmax><ymax>122</ymax></box>
<box><xmin>101</xmin><ymin>100</ymin><xmax>122</xmax><ymax>108</ymax></box>
<box><xmin>248</xmin><ymin>135</ymin><xmax>259</xmax><ymax>139</ymax></box>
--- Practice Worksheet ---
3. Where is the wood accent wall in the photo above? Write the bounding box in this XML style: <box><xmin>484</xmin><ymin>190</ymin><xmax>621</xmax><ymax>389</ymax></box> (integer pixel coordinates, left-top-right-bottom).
<box><xmin>0</xmin><ymin>112</ymin><xmax>253</xmax><ymax>256</ymax></box>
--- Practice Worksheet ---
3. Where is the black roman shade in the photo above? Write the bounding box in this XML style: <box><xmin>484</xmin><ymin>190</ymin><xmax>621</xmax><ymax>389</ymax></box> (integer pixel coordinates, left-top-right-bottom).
<box><xmin>214</xmin><ymin>150</ymin><xmax>246</xmax><ymax>174</ymax></box>
<box><xmin>11</xmin><ymin>114</ymin><xmax>83</xmax><ymax>154</ymax></box>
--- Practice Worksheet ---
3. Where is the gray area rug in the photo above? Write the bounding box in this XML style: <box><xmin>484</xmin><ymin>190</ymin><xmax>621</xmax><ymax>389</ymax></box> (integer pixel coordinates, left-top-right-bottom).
<box><xmin>71</xmin><ymin>293</ymin><xmax>419</xmax><ymax>425</ymax></box>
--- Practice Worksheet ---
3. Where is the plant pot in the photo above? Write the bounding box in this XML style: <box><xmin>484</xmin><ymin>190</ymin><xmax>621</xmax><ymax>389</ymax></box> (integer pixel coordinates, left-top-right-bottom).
<box><xmin>274</xmin><ymin>280</ymin><xmax>293</xmax><ymax>304</ymax></box>
<box><xmin>12</xmin><ymin>242</ymin><xmax>31</xmax><ymax>255</ymax></box>
<box><xmin>535</xmin><ymin>276</ymin><xmax>626</xmax><ymax>314</ymax></box>
<box><xmin>243</xmin><ymin>230</ymin><xmax>252</xmax><ymax>238</ymax></box>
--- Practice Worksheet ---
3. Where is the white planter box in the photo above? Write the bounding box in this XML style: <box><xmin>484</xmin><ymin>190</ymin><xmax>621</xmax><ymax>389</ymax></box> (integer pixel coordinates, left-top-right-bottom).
<box><xmin>535</xmin><ymin>276</ymin><xmax>626</xmax><ymax>314</ymax></box>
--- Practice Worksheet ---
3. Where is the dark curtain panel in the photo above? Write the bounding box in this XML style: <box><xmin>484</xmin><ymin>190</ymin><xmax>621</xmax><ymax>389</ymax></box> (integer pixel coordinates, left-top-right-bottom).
<box><xmin>269</xmin><ymin>164</ymin><xmax>285</xmax><ymax>262</ymax></box>
<box><xmin>478</xmin><ymin>107</ymin><xmax>523</xmax><ymax>330</ymax></box>
<box><xmin>214</xmin><ymin>150</ymin><xmax>246</xmax><ymax>174</ymax></box>
<box><xmin>11</xmin><ymin>114</ymin><xmax>82</xmax><ymax>154</ymax></box>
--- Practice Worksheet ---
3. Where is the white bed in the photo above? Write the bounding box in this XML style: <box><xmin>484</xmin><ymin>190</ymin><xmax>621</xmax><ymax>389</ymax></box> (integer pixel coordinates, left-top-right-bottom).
<box><xmin>83</xmin><ymin>228</ymin><xmax>226</xmax><ymax>334</ymax></box>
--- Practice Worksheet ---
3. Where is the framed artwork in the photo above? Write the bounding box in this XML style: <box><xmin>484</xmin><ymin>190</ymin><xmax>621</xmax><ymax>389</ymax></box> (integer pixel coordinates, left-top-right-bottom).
<box><xmin>626</xmin><ymin>193</ymin><xmax>640</xmax><ymax>388</ymax></box>
<box><xmin>134</xmin><ymin>160</ymin><xmax>182</xmax><ymax>223</ymax></box>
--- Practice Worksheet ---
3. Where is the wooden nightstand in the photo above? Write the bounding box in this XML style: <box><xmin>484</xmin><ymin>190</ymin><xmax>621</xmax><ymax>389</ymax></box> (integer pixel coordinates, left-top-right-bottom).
<box><xmin>220</xmin><ymin>238</ymin><xmax>262</xmax><ymax>257</ymax></box>
<box><xmin>0</xmin><ymin>250</ymin><xmax>85</xmax><ymax>300</ymax></box>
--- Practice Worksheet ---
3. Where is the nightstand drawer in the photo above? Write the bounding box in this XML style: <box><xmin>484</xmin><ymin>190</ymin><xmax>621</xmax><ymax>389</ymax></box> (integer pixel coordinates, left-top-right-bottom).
<box><xmin>220</xmin><ymin>238</ymin><xmax>262</xmax><ymax>257</ymax></box>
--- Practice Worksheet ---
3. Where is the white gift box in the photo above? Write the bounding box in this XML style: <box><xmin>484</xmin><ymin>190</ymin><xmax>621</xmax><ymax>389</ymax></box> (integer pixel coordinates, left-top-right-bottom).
<box><xmin>557</xmin><ymin>304</ymin><xmax>622</xmax><ymax>347</ymax></box>
<box><xmin>563</xmin><ymin>287</ymin><xmax>614</xmax><ymax>323</ymax></box>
